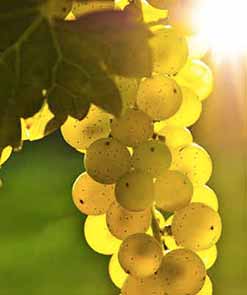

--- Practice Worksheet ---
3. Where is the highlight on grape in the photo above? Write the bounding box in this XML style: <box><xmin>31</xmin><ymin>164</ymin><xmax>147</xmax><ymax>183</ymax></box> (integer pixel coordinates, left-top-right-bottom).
<box><xmin>57</xmin><ymin>1</ymin><xmax>222</xmax><ymax>294</ymax></box>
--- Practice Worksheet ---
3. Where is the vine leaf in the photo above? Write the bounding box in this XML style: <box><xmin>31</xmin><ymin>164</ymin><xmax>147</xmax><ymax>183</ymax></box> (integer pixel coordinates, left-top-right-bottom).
<box><xmin>0</xmin><ymin>0</ymin><xmax>152</xmax><ymax>152</ymax></box>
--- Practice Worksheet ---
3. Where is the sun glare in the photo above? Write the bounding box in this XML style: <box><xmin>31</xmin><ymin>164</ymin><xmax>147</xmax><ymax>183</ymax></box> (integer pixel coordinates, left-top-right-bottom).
<box><xmin>197</xmin><ymin>0</ymin><xmax>247</xmax><ymax>59</ymax></box>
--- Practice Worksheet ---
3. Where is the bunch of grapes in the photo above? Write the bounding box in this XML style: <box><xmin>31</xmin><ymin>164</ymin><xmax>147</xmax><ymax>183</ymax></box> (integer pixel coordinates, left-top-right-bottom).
<box><xmin>63</xmin><ymin>1</ymin><xmax>220</xmax><ymax>295</ymax></box>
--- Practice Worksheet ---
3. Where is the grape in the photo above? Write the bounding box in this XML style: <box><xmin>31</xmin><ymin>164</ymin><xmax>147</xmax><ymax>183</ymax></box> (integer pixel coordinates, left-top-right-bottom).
<box><xmin>136</xmin><ymin>75</ymin><xmax>182</xmax><ymax>120</ymax></box>
<box><xmin>187</xmin><ymin>34</ymin><xmax>209</xmax><ymax>59</ymax></box>
<box><xmin>72</xmin><ymin>172</ymin><xmax>115</xmax><ymax>215</ymax></box>
<box><xmin>0</xmin><ymin>146</ymin><xmax>12</xmax><ymax>166</ymax></box>
<box><xmin>171</xmin><ymin>143</ymin><xmax>213</xmax><ymax>186</ymax></box>
<box><xmin>41</xmin><ymin>0</ymin><xmax>72</xmax><ymax>20</ymax></box>
<box><xmin>197</xmin><ymin>245</ymin><xmax>218</xmax><ymax>270</ymax></box>
<box><xmin>197</xmin><ymin>275</ymin><xmax>213</xmax><ymax>295</ymax></box>
<box><xmin>72</xmin><ymin>0</ymin><xmax>114</xmax><ymax>18</ymax></box>
<box><xmin>192</xmin><ymin>185</ymin><xmax>219</xmax><ymax>211</ymax></box>
<box><xmin>84</xmin><ymin>214</ymin><xmax>121</xmax><ymax>255</ymax></box>
<box><xmin>131</xmin><ymin>140</ymin><xmax>172</xmax><ymax>177</ymax></box>
<box><xmin>106</xmin><ymin>201</ymin><xmax>152</xmax><ymax>240</ymax></box>
<box><xmin>110</xmin><ymin>108</ymin><xmax>154</xmax><ymax>147</ymax></box>
<box><xmin>172</xmin><ymin>203</ymin><xmax>222</xmax><ymax>251</ymax></box>
<box><xmin>118</xmin><ymin>233</ymin><xmax>163</xmax><ymax>277</ymax></box>
<box><xmin>141</xmin><ymin>0</ymin><xmax>168</xmax><ymax>23</ymax></box>
<box><xmin>115</xmin><ymin>171</ymin><xmax>154</xmax><ymax>211</ymax></box>
<box><xmin>155</xmin><ymin>170</ymin><xmax>193</xmax><ymax>212</ymax></box>
<box><xmin>175</xmin><ymin>59</ymin><xmax>213</xmax><ymax>101</ymax></box>
<box><xmin>146</xmin><ymin>0</ymin><xmax>174</xmax><ymax>10</ymax></box>
<box><xmin>149</xmin><ymin>27</ymin><xmax>188</xmax><ymax>75</ymax></box>
<box><xmin>163</xmin><ymin>86</ymin><xmax>202</xmax><ymax>127</ymax></box>
<box><xmin>109</xmin><ymin>253</ymin><xmax>128</xmax><ymax>288</ymax></box>
<box><xmin>61</xmin><ymin>105</ymin><xmax>112</xmax><ymax>152</ymax></box>
<box><xmin>158</xmin><ymin>249</ymin><xmax>206</xmax><ymax>295</ymax></box>
<box><xmin>155</xmin><ymin>125</ymin><xmax>193</xmax><ymax>149</ymax></box>
<box><xmin>121</xmin><ymin>274</ymin><xmax>165</xmax><ymax>295</ymax></box>
<box><xmin>84</xmin><ymin>138</ymin><xmax>131</xmax><ymax>184</ymax></box>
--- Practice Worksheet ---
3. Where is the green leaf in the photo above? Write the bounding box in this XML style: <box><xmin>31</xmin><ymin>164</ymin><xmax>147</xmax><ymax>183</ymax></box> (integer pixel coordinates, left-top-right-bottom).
<box><xmin>0</xmin><ymin>0</ymin><xmax>152</xmax><ymax>152</ymax></box>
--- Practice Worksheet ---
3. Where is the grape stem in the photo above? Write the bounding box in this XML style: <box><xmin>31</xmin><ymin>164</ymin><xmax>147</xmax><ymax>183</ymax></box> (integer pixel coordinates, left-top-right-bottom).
<box><xmin>151</xmin><ymin>206</ymin><xmax>168</xmax><ymax>251</ymax></box>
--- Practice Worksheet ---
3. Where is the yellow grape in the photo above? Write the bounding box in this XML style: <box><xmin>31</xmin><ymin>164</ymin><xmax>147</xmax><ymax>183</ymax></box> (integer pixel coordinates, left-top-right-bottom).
<box><xmin>72</xmin><ymin>0</ymin><xmax>114</xmax><ymax>18</ymax></box>
<box><xmin>155</xmin><ymin>170</ymin><xmax>193</xmax><ymax>212</ymax></box>
<box><xmin>106</xmin><ymin>201</ymin><xmax>152</xmax><ymax>240</ymax></box>
<box><xmin>149</xmin><ymin>26</ymin><xmax>188</xmax><ymax>75</ymax></box>
<box><xmin>141</xmin><ymin>0</ymin><xmax>168</xmax><ymax>23</ymax></box>
<box><xmin>23</xmin><ymin>102</ymin><xmax>54</xmax><ymax>141</ymax></box>
<box><xmin>110</xmin><ymin>108</ymin><xmax>154</xmax><ymax>147</ymax></box>
<box><xmin>171</xmin><ymin>143</ymin><xmax>213</xmax><ymax>186</ymax></box>
<box><xmin>72</xmin><ymin>172</ymin><xmax>115</xmax><ymax>215</ymax></box>
<box><xmin>137</xmin><ymin>75</ymin><xmax>182</xmax><ymax>120</ymax></box>
<box><xmin>192</xmin><ymin>185</ymin><xmax>219</xmax><ymax>211</ymax></box>
<box><xmin>131</xmin><ymin>140</ymin><xmax>172</xmax><ymax>177</ymax></box>
<box><xmin>155</xmin><ymin>125</ymin><xmax>193</xmax><ymax>149</ymax></box>
<box><xmin>163</xmin><ymin>86</ymin><xmax>202</xmax><ymax>127</ymax></box>
<box><xmin>84</xmin><ymin>138</ymin><xmax>131</xmax><ymax>184</ymax></box>
<box><xmin>84</xmin><ymin>214</ymin><xmax>121</xmax><ymax>255</ymax></box>
<box><xmin>172</xmin><ymin>202</ymin><xmax>222</xmax><ymax>251</ymax></box>
<box><xmin>115</xmin><ymin>171</ymin><xmax>154</xmax><ymax>211</ymax></box>
<box><xmin>197</xmin><ymin>245</ymin><xmax>218</xmax><ymax>270</ymax></box>
<box><xmin>187</xmin><ymin>34</ymin><xmax>209</xmax><ymax>59</ymax></box>
<box><xmin>175</xmin><ymin>59</ymin><xmax>213</xmax><ymax>101</ymax></box>
<box><xmin>61</xmin><ymin>105</ymin><xmax>112</xmax><ymax>152</ymax></box>
<box><xmin>118</xmin><ymin>233</ymin><xmax>163</xmax><ymax>277</ymax></box>
<box><xmin>197</xmin><ymin>275</ymin><xmax>213</xmax><ymax>295</ymax></box>
<box><xmin>159</xmin><ymin>249</ymin><xmax>206</xmax><ymax>295</ymax></box>
<box><xmin>0</xmin><ymin>146</ymin><xmax>12</xmax><ymax>166</ymax></box>
<box><xmin>109</xmin><ymin>253</ymin><xmax>128</xmax><ymax>289</ymax></box>
<box><xmin>145</xmin><ymin>0</ymin><xmax>175</xmax><ymax>10</ymax></box>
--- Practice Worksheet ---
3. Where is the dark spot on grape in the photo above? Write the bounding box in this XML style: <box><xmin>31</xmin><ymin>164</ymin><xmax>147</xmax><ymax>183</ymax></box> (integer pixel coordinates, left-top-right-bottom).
<box><xmin>210</xmin><ymin>225</ymin><xmax>214</xmax><ymax>230</ymax></box>
<box><xmin>150</xmin><ymin>147</ymin><xmax>155</xmax><ymax>152</ymax></box>
<box><xmin>79</xmin><ymin>199</ymin><xmax>84</xmax><ymax>204</ymax></box>
<box><xmin>173</xmin><ymin>88</ymin><xmax>177</xmax><ymax>94</ymax></box>
<box><xmin>126</xmin><ymin>182</ymin><xmax>129</xmax><ymax>187</ymax></box>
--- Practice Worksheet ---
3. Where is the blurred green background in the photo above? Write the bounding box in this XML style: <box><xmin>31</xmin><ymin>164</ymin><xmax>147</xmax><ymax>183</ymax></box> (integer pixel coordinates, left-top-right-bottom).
<box><xmin>0</xmin><ymin>60</ymin><xmax>246</xmax><ymax>295</ymax></box>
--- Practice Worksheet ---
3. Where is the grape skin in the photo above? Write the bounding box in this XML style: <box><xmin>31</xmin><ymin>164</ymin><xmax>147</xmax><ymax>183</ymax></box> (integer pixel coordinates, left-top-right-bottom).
<box><xmin>106</xmin><ymin>201</ymin><xmax>152</xmax><ymax>240</ymax></box>
<box><xmin>110</xmin><ymin>108</ymin><xmax>154</xmax><ymax>147</ymax></box>
<box><xmin>131</xmin><ymin>140</ymin><xmax>172</xmax><ymax>177</ymax></box>
<box><xmin>0</xmin><ymin>146</ymin><xmax>12</xmax><ymax>166</ymax></box>
<box><xmin>84</xmin><ymin>137</ymin><xmax>131</xmax><ymax>184</ymax></box>
<box><xmin>61</xmin><ymin>105</ymin><xmax>112</xmax><ymax>152</ymax></box>
<box><xmin>155</xmin><ymin>170</ymin><xmax>193</xmax><ymax>212</ymax></box>
<box><xmin>115</xmin><ymin>171</ymin><xmax>154</xmax><ymax>211</ymax></box>
<box><xmin>72</xmin><ymin>172</ymin><xmax>115</xmax><ymax>215</ymax></box>
<box><xmin>192</xmin><ymin>185</ymin><xmax>219</xmax><ymax>211</ymax></box>
<box><xmin>109</xmin><ymin>253</ymin><xmax>128</xmax><ymax>289</ymax></box>
<box><xmin>118</xmin><ymin>233</ymin><xmax>163</xmax><ymax>278</ymax></box>
<box><xmin>137</xmin><ymin>75</ymin><xmax>182</xmax><ymax>120</ymax></box>
<box><xmin>172</xmin><ymin>202</ymin><xmax>222</xmax><ymax>251</ymax></box>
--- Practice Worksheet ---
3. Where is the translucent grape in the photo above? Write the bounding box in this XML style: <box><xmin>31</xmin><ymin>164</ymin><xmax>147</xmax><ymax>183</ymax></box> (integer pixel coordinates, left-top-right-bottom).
<box><xmin>141</xmin><ymin>0</ymin><xmax>168</xmax><ymax>23</ymax></box>
<box><xmin>72</xmin><ymin>172</ymin><xmax>115</xmax><ymax>215</ymax></box>
<box><xmin>155</xmin><ymin>170</ymin><xmax>193</xmax><ymax>212</ymax></box>
<box><xmin>131</xmin><ymin>140</ymin><xmax>172</xmax><ymax>177</ymax></box>
<box><xmin>106</xmin><ymin>201</ymin><xmax>152</xmax><ymax>240</ymax></box>
<box><xmin>0</xmin><ymin>146</ymin><xmax>12</xmax><ymax>166</ymax></box>
<box><xmin>84</xmin><ymin>138</ymin><xmax>131</xmax><ymax>184</ymax></box>
<box><xmin>110</xmin><ymin>109</ymin><xmax>154</xmax><ymax>147</ymax></box>
<box><xmin>175</xmin><ymin>59</ymin><xmax>213</xmax><ymax>101</ymax></box>
<box><xmin>149</xmin><ymin>27</ymin><xmax>188</xmax><ymax>75</ymax></box>
<box><xmin>109</xmin><ymin>253</ymin><xmax>128</xmax><ymax>288</ymax></box>
<box><xmin>197</xmin><ymin>245</ymin><xmax>218</xmax><ymax>270</ymax></box>
<box><xmin>158</xmin><ymin>249</ymin><xmax>206</xmax><ymax>295</ymax></box>
<box><xmin>187</xmin><ymin>34</ymin><xmax>209</xmax><ymax>59</ymax></box>
<box><xmin>163</xmin><ymin>86</ymin><xmax>202</xmax><ymax>127</ymax></box>
<box><xmin>197</xmin><ymin>275</ymin><xmax>213</xmax><ymax>295</ymax></box>
<box><xmin>118</xmin><ymin>233</ymin><xmax>163</xmax><ymax>277</ymax></box>
<box><xmin>136</xmin><ymin>75</ymin><xmax>182</xmax><ymax>120</ymax></box>
<box><xmin>61</xmin><ymin>105</ymin><xmax>112</xmax><ymax>152</ymax></box>
<box><xmin>192</xmin><ymin>185</ymin><xmax>219</xmax><ymax>211</ymax></box>
<box><xmin>72</xmin><ymin>0</ymin><xmax>114</xmax><ymax>18</ymax></box>
<box><xmin>155</xmin><ymin>125</ymin><xmax>193</xmax><ymax>149</ymax></box>
<box><xmin>115</xmin><ymin>171</ymin><xmax>154</xmax><ymax>211</ymax></box>
<box><xmin>171</xmin><ymin>143</ymin><xmax>213</xmax><ymax>186</ymax></box>
<box><xmin>172</xmin><ymin>203</ymin><xmax>222</xmax><ymax>251</ymax></box>
<box><xmin>84</xmin><ymin>214</ymin><xmax>121</xmax><ymax>255</ymax></box>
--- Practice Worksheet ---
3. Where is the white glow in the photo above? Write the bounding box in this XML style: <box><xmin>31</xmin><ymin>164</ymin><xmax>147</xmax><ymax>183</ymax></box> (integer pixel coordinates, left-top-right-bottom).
<box><xmin>197</xmin><ymin>0</ymin><xmax>247</xmax><ymax>58</ymax></box>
